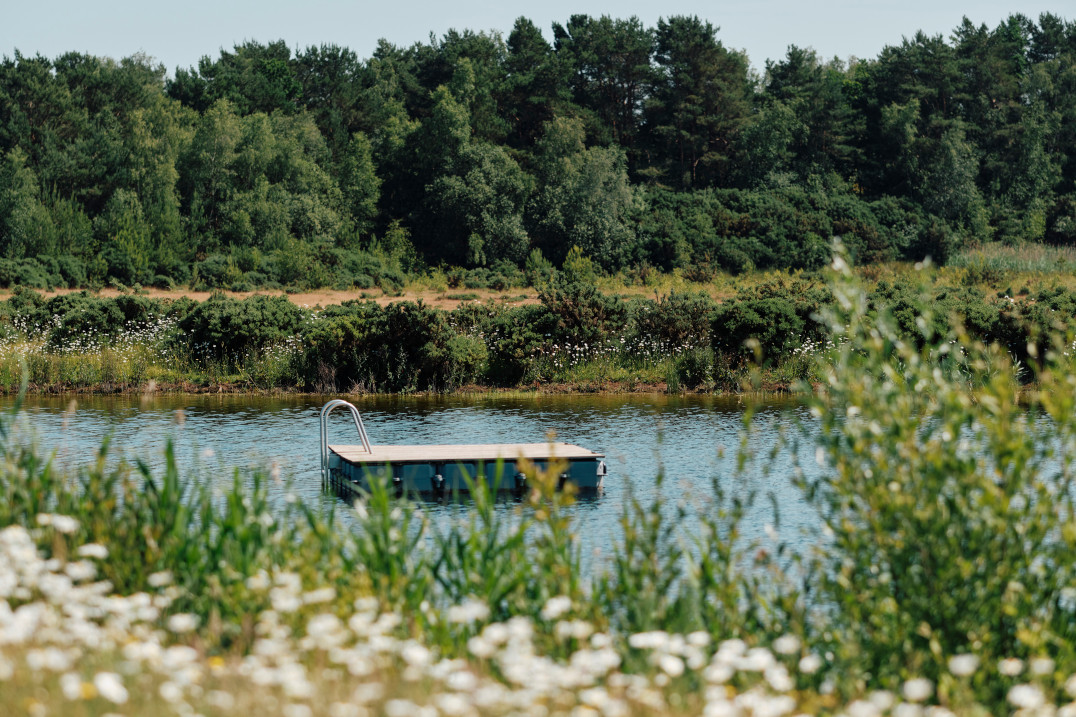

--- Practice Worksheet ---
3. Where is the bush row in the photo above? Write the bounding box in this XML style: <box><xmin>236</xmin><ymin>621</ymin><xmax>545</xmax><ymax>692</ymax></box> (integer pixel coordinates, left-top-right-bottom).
<box><xmin>2</xmin><ymin>274</ymin><xmax>1075</xmax><ymax>390</ymax></box>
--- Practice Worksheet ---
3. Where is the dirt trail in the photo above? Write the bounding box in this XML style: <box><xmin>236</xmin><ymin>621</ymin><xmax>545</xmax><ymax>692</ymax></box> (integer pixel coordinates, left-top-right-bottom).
<box><xmin>0</xmin><ymin>286</ymin><xmax>541</xmax><ymax>309</ymax></box>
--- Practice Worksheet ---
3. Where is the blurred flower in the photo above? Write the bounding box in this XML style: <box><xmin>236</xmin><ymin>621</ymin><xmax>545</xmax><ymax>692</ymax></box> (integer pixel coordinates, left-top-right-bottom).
<box><xmin>948</xmin><ymin>654</ymin><xmax>979</xmax><ymax>677</ymax></box>
<box><xmin>902</xmin><ymin>678</ymin><xmax>933</xmax><ymax>702</ymax></box>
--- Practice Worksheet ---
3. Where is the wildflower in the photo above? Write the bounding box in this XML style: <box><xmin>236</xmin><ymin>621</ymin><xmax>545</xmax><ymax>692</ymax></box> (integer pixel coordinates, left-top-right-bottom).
<box><xmin>283</xmin><ymin>705</ymin><xmax>314</xmax><ymax>717</ymax></box>
<box><xmin>207</xmin><ymin>690</ymin><xmax>235</xmax><ymax>710</ymax></box>
<box><xmin>401</xmin><ymin>643</ymin><xmax>432</xmax><ymax>667</ymax></box>
<box><xmin>26</xmin><ymin>648</ymin><xmax>73</xmax><ymax>672</ymax></box>
<box><xmin>385</xmin><ymin>699</ymin><xmax>421</xmax><ymax>717</ymax></box>
<box><xmin>167</xmin><ymin>613</ymin><xmax>199</xmax><ymax>633</ymax></box>
<box><xmin>1030</xmin><ymin>657</ymin><xmax>1055</xmax><ymax>676</ymax></box>
<box><xmin>773</xmin><ymin>634</ymin><xmax>801</xmax><ymax>655</ymax></box>
<box><xmin>246</xmin><ymin>571</ymin><xmax>270</xmax><ymax>591</ymax></box>
<box><xmin>447</xmin><ymin>597</ymin><xmax>490</xmax><ymax>624</ymax></box>
<box><xmin>687</xmin><ymin>631</ymin><xmax>710</xmax><ymax>647</ymax></box>
<box><xmin>629</xmin><ymin>631</ymin><xmax>670</xmax><ymax>651</ymax></box>
<box><xmin>998</xmin><ymin>658</ymin><xmax>1024</xmax><ymax>676</ymax></box>
<box><xmin>159</xmin><ymin>681</ymin><xmax>183</xmax><ymax>703</ymax></box>
<box><xmin>303</xmin><ymin>587</ymin><xmax>336</xmax><ymax>604</ymax></box>
<box><xmin>738</xmin><ymin>647</ymin><xmax>776</xmax><ymax>672</ymax></box>
<box><xmin>902</xmin><ymin>678</ymin><xmax>933</xmax><ymax>702</ymax></box>
<box><xmin>555</xmin><ymin>620</ymin><xmax>594</xmax><ymax>641</ymax></box>
<box><xmin>870</xmin><ymin>690</ymin><xmax>895</xmax><ymax>711</ymax></box>
<box><xmin>36</xmin><ymin>513</ymin><xmax>79</xmax><ymax>534</ymax></box>
<box><xmin>467</xmin><ymin>635</ymin><xmax>495</xmax><ymax>659</ymax></box>
<box><xmin>703</xmin><ymin>662</ymin><xmax>734</xmax><ymax>684</ymax></box>
<box><xmin>64</xmin><ymin>560</ymin><xmax>97</xmax><ymax>582</ymax></box>
<box><xmin>540</xmin><ymin>595</ymin><xmax>572</xmax><ymax>621</ymax></box>
<box><xmin>947</xmin><ymin>654</ymin><xmax>979</xmax><ymax>677</ymax></box>
<box><xmin>305</xmin><ymin>614</ymin><xmax>347</xmax><ymax>650</ymax></box>
<box><xmin>93</xmin><ymin>672</ymin><xmax>128</xmax><ymax>704</ymax></box>
<box><xmin>1066</xmin><ymin>673</ymin><xmax>1076</xmax><ymax>698</ymax></box>
<box><xmin>798</xmin><ymin>653</ymin><xmax>823</xmax><ymax>674</ymax></box>
<box><xmin>766</xmin><ymin>665</ymin><xmax>794</xmax><ymax>692</ymax></box>
<box><xmin>76</xmin><ymin>543</ymin><xmax>108</xmax><ymax>559</ymax></box>
<box><xmin>656</xmin><ymin>653</ymin><xmax>685</xmax><ymax>677</ymax></box>
<box><xmin>846</xmin><ymin>700</ymin><xmax>881</xmax><ymax>717</ymax></box>
<box><xmin>1007</xmin><ymin>684</ymin><xmax>1045</xmax><ymax>710</ymax></box>
<box><xmin>329</xmin><ymin>704</ymin><xmax>363</xmax><ymax>717</ymax></box>
<box><xmin>925</xmin><ymin>707</ymin><xmax>955</xmax><ymax>717</ymax></box>
<box><xmin>60</xmin><ymin>673</ymin><xmax>84</xmax><ymax>700</ymax></box>
<box><xmin>481</xmin><ymin>622</ymin><xmax>509</xmax><ymax>646</ymax></box>
<box><xmin>446</xmin><ymin>670</ymin><xmax>478</xmax><ymax>692</ymax></box>
<box><xmin>435</xmin><ymin>693</ymin><xmax>472</xmax><ymax>716</ymax></box>
<box><xmin>148</xmin><ymin>571</ymin><xmax>173</xmax><ymax>588</ymax></box>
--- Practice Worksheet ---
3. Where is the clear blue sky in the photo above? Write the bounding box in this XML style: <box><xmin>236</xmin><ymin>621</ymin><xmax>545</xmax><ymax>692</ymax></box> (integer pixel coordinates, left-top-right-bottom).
<box><xmin>3</xmin><ymin>0</ymin><xmax>1072</xmax><ymax>75</ymax></box>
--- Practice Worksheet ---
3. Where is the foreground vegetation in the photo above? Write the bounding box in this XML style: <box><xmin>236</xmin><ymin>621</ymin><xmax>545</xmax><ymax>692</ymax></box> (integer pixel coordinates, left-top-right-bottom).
<box><xmin>2</xmin><ymin>262</ymin><xmax>1076</xmax><ymax>715</ymax></box>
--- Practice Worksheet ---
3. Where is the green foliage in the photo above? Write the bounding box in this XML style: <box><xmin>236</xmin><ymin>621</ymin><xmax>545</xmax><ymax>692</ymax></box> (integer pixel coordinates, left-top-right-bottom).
<box><xmin>2</xmin><ymin>15</ymin><xmax>1076</xmax><ymax>287</ymax></box>
<box><xmin>559</xmin><ymin>245</ymin><xmax>597</xmax><ymax>284</ymax></box>
<box><xmin>297</xmin><ymin>300</ymin><xmax>489</xmax><ymax>392</ymax></box>
<box><xmin>802</xmin><ymin>255</ymin><xmax>1076</xmax><ymax>692</ymax></box>
<box><xmin>713</xmin><ymin>296</ymin><xmax>806</xmax><ymax>362</ymax></box>
<box><xmin>523</xmin><ymin>247</ymin><xmax>554</xmax><ymax>285</ymax></box>
<box><xmin>645</xmin><ymin>15</ymin><xmax>751</xmax><ymax>189</ymax></box>
<box><xmin>179</xmin><ymin>293</ymin><xmax>305</xmax><ymax>358</ymax></box>
<box><xmin>674</xmin><ymin>346</ymin><xmax>715</xmax><ymax>389</ymax></box>
<box><xmin>528</xmin><ymin>117</ymin><xmax>639</xmax><ymax>269</ymax></box>
<box><xmin>538</xmin><ymin>273</ymin><xmax>626</xmax><ymax>347</ymax></box>
<box><xmin>483</xmin><ymin>304</ymin><xmax>557</xmax><ymax>384</ymax></box>
<box><xmin>644</xmin><ymin>291</ymin><xmax>718</xmax><ymax>347</ymax></box>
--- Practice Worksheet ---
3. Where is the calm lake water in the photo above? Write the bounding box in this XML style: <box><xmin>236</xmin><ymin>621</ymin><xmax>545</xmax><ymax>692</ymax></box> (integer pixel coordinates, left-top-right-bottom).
<box><xmin>1</xmin><ymin>393</ymin><xmax>823</xmax><ymax>563</ymax></box>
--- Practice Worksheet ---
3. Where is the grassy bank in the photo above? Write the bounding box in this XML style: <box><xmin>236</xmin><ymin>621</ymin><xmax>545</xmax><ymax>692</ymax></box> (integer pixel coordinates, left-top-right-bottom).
<box><xmin>3</xmin><ymin>260</ymin><xmax>1076</xmax><ymax>715</ymax></box>
<box><xmin>1</xmin><ymin>253</ymin><xmax>1075</xmax><ymax>396</ymax></box>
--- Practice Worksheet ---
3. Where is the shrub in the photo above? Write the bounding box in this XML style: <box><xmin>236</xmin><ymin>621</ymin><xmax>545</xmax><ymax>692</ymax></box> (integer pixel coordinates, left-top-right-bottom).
<box><xmin>298</xmin><ymin>301</ymin><xmax>385</xmax><ymax>391</ymax></box>
<box><xmin>0</xmin><ymin>257</ymin><xmax>57</xmax><ymax>289</ymax></box>
<box><xmin>524</xmin><ymin>248</ymin><xmax>554</xmax><ymax>285</ymax></box>
<box><xmin>42</xmin><ymin>293</ymin><xmax>125</xmax><ymax>348</ymax></box>
<box><xmin>560</xmin><ymin>246</ymin><xmax>598</xmax><ymax>284</ymax></box>
<box><xmin>484</xmin><ymin>304</ymin><xmax>556</xmax><ymax>385</ymax></box>
<box><xmin>193</xmin><ymin>254</ymin><xmax>243</xmax><ymax>289</ymax></box>
<box><xmin>298</xmin><ymin>300</ymin><xmax>486</xmax><ymax>392</ymax></box>
<box><xmin>180</xmin><ymin>293</ymin><xmax>306</xmax><ymax>358</ymax></box>
<box><xmin>631</xmin><ymin>291</ymin><xmax>718</xmax><ymax>351</ymax></box>
<box><xmin>713</xmin><ymin>297</ymin><xmax>805</xmax><ymax>361</ymax></box>
<box><xmin>538</xmin><ymin>274</ymin><xmax>626</xmax><ymax>348</ymax></box>
<box><xmin>674</xmin><ymin>346</ymin><xmax>715</xmax><ymax>389</ymax></box>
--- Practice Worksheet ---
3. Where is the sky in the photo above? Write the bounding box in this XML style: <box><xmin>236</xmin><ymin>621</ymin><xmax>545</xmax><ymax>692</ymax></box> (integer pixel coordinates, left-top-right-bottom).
<box><xmin>3</xmin><ymin>0</ymin><xmax>1073</xmax><ymax>75</ymax></box>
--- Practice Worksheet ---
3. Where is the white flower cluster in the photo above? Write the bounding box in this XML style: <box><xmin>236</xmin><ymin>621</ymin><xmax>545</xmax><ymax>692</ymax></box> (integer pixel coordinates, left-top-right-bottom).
<box><xmin>5</xmin><ymin>523</ymin><xmax>1076</xmax><ymax>717</ymax></box>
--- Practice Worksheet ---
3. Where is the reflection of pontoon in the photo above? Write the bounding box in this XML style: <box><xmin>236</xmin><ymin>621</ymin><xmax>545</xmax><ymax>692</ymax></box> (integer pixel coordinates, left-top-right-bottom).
<box><xmin>319</xmin><ymin>400</ymin><xmax>607</xmax><ymax>497</ymax></box>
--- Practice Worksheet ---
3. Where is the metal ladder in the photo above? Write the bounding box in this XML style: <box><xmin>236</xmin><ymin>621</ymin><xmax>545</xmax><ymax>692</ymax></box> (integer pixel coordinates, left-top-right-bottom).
<box><xmin>320</xmin><ymin>399</ymin><xmax>372</xmax><ymax>486</ymax></box>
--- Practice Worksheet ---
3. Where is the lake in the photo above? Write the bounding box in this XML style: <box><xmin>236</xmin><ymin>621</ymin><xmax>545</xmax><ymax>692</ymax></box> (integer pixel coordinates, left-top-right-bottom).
<box><xmin>1</xmin><ymin>393</ymin><xmax>824</xmax><ymax>564</ymax></box>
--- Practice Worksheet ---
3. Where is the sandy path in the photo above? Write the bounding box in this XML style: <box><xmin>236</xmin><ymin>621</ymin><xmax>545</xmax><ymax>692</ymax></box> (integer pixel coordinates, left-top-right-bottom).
<box><xmin>0</xmin><ymin>286</ymin><xmax>541</xmax><ymax>309</ymax></box>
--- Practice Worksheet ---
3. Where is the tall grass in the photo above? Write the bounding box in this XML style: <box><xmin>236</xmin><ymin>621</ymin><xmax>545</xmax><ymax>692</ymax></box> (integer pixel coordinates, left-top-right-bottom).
<box><xmin>3</xmin><ymin>256</ymin><xmax>1076</xmax><ymax>714</ymax></box>
<box><xmin>949</xmin><ymin>241</ymin><xmax>1076</xmax><ymax>278</ymax></box>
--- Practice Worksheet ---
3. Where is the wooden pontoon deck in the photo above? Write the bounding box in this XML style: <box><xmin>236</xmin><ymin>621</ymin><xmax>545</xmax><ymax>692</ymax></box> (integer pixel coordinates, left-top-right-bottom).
<box><xmin>320</xmin><ymin>400</ymin><xmax>608</xmax><ymax>496</ymax></box>
<box><xmin>329</xmin><ymin>442</ymin><xmax>603</xmax><ymax>464</ymax></box>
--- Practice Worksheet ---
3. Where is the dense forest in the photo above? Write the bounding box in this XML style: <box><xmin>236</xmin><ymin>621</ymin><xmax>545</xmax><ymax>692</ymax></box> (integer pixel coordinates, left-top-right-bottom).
<box><xmin>1</xmin><ymin>12</ymin><xmax>1074</xmax><ymax>290</ymax></box>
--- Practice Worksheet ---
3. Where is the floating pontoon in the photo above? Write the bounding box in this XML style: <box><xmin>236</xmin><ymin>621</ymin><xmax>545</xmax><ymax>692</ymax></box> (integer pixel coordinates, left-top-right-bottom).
<box><xmin>319</xmin><ymin>400</ymin><xmax>607</xmax><ymax>497</ymax></box>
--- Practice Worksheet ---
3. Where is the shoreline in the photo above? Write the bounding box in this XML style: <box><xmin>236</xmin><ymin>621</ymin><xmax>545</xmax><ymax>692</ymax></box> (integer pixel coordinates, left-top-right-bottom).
<box><xmin>0</xmin><ymin>378</ymin><xmax>803</xmax><ymax>398</ymax></box>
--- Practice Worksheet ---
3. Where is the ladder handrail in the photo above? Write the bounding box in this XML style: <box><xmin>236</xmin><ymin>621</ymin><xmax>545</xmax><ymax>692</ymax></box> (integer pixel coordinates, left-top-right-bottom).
<box><xmin>320</xmin><ymin>399</ymin><xmax>372</xmax><ymax>484</ymax></box>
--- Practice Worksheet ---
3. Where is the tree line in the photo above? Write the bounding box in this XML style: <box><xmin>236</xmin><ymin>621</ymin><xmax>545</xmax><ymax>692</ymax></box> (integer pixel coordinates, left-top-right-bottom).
<box><xmin>0</xmin><ymin>12</ymin><xmax>1074</xmax><ymax>289</ymax></box>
